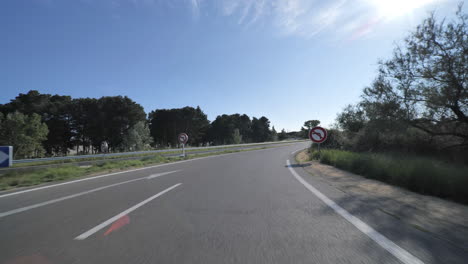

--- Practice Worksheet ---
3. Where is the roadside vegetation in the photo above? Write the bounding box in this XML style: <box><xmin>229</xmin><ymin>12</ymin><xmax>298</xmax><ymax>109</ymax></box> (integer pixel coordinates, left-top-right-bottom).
<box><xmin>0</xmin><ymin>147</ymin><xmax>269</xmax><ymax>191</ymax></box>
<box><xmin>0</xmin><ymin>93</ymin><xmax>291</xmax><ymax>159</ymax></box>
<box><xmin>308</xmin><ymin>149</ymin><xmax>468</xmax><ymax>204</ymax></box>
<box><xmin>300</xmin><ymin>5</ymin><xmax>468</xmax><ymax>204</ymax></box>
<box><xmin>325</xmin><ymin>6</ymin><xmax>468</xmax><ymax>164</ymax></box>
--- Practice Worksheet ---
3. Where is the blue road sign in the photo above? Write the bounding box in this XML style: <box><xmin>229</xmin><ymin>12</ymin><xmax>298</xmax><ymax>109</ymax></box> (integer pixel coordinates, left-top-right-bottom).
<box><xmin>0</xmin><ymin>146</ymin><xmax>13</xmax><ymax>167</ymax></box>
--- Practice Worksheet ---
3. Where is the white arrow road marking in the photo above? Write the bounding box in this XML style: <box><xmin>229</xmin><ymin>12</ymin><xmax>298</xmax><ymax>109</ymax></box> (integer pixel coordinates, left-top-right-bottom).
<box><xmin>74</xmin><ymin>183</ymin><xmax>181</xmax><ymax>240</ymax></box>
<box><xmin>147</xmin><ymin>170</ymin><xmax>180</xmax><ymax>179</ymax></box>
<box><xmin>286</xmin><ymin>160</ymin><xmax>424</xmax><ymax>264</ymax></box>
<box><xmin>0</xmin><ymin>170</ymin><xmax>180</xmax><ymax>219</ymax></box>
<box><xmin>0</xmin><ymin>148</ymin><xmax>266</xmax><ymax>199</ymax></box>
<box><xmin>0</xmin><ymin>151</ymin><xmax>9</xmax><ymax>164</ymax></box>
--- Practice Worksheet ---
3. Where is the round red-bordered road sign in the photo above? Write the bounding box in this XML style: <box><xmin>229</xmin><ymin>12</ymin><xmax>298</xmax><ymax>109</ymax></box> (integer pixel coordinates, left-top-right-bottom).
<box><xmin>309</xmin><ymin>127</ymin><xmax>327</xmax><ymax>143</ymax></box>
<box><xmin>178</xmin><ymin>133</ymin><xmax>189</xmax><ymax>144</ymax></box>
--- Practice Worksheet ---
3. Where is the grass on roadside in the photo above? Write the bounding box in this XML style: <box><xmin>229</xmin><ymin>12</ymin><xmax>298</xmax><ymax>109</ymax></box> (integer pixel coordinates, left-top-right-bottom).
<box><xmin>0</xmin><ymin>147</ymin><xmax>268</xmax><ymax>191</ymax></box>
<box><xmin>308</xmin><ymin>149</ymin><xmax>468</xmax><ymax>204</ymax></box>
<box><xmin>12</xmin><ymin>152</ymin><xmax>167</xmax><ymax>168</ymax></box>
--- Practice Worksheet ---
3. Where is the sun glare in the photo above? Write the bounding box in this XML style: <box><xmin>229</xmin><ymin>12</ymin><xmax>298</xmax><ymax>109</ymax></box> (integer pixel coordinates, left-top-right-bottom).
<box><xmin>367</xmin><ymin>0</ymin><xmax>438</xmax><ymax>19</ymax></box>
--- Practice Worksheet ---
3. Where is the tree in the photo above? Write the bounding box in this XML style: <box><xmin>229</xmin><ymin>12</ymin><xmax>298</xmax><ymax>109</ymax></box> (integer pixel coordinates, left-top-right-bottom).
<box><xmin>319</xmin><ymin>129</ymin><xmax>344</xmax><ymax>149</ymax></box>
<box><xmin>271</xmin><ymin>126</ymin><xmax>278</xmax><ymax>141</ymax></box>
<box><xmin>279</xmin><ymin>129</ymin><xmax>287</xmax><ymax>140</ymax></box>
<box><xmin>97</xmin><ymin>96</ymin><xmax>147</xmax><ymax>151</ymax></box>
<box><xmin>207</xmin><ymin>114</ymin><xmax>275</xmax><ymax>144</ymax></box>
<box><xmin>363</xmin><ymin>5</ymin><xmax>468</xmax><ymax>149</ymax></box>
<box><xmin>1</xmin><ymin>90</ymin><xmax>50</xmax><ymax>115</ymax></box>
<box><xmin>70</xmin><ymin>96</ymin><xmax>146</xmax><ymax>153</ymax></box>
<box><xmin>149</xmin><ymin>106</ymin><xmax>209</xmax><ymax>147</ymax></box>
<box><xmin>332</xmin><ymin>5</ymin><xmax>468</xmax><ymax>157</ymax></box>
<box><xmin>189</xmin><ymin>106</ymin><xmax>210</xmax><ymax>145</ymax></box>
<box><xmin>303</xmin><ymin>120</ymin><xmax>320</xmax><ymax>130</ymax></box>
<box><xmin>70</xmin><ymin>98</ymin><xmax>100</xmax><ymax>154</ymax></box>
<box><xmin>2</xmin><ymin>90</ymin><xmax>74</xmax><ymax>155</ymax></box>
<box><xmin>251</xmin><ymin>116</ymin><xmax>271</xmax><ymax>142</ymax></box>
<box><xmin>238</xmin><ymin>114</ymin><xmax>253</xmax><ymax>143</ymax></box>
<box><xmin>208</xmin><ymin>114</ymin><xmax>255</xmax><ymax>145</ymax></box>
<box><xmin>336</xmin><ymin>105</ymin><xmax>367</xmax><ymax>133</ymax></box>
<box><xmin>43</xmin><ymin>95</ymin><xmax>74</xmax><ymax>155</ymax></box>
<box><xmin>232</xmin><ymin>128</ymin><xmax>242</xmax><ymax>144</ymax></box>
<box><xmin>302</xmin><ymin>120</ymin><xmax>321</xmax><ymax>138</ymax></box>
<box><xmin>0</xmin><ymin>112</ymin><xmax>48</xmax><ymax>158</ymax></box>
<box><xmin>120</xmin><ymin>121</ymin><xmax>153</xmax><ymax>151</ymax></box>
<box><xmin>208</xmin><ymin>114</ymin><xmax>237</xmax><ymax>145</ymax></box>
<box><xmin>251</xmin><ymin>117</ymin><xmax>262</xmax><ymax>142</ymax></box>
<box><xmin>259</xmin><ymin>117</ymin><xmax>271</xmax><ymax>141</ymax></box>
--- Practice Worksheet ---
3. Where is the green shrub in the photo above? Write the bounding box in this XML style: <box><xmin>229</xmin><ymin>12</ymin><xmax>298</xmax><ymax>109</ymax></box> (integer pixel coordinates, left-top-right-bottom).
<box><xmin>309</xmin><ymin>149</ymin><xmax>468</xmax><ymax>204</ymax></box>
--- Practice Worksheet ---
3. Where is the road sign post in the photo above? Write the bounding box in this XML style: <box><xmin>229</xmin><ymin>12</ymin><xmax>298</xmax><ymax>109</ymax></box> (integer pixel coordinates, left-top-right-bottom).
<box><xmin>177</xmin><ymin>133</ymin><xmax>189</xmax><ymax>157</ymax></box>
<box><xmin>0</xmin><ymin>146</ymin><xmax>13</xmax><ymax>168</ymax></box>
<box><xmin>308</xmin><ymin>127</ymin><xmax>327</xmax><ymax>155</ymax></box>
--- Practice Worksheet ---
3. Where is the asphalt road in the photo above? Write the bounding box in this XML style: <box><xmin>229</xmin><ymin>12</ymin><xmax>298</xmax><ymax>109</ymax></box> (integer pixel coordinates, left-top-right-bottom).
<box><xmin>0</xmin><ymin>142</ymin><xmax>466</xmax><ymax>263</ymax></box>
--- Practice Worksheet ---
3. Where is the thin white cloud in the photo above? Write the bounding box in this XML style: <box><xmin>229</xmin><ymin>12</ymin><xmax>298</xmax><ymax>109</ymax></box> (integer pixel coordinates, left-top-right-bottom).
<box><xmin>220</xmin><ymin>0</ymin><xmax>351</xmax><ymax>38</ymax></box>
<box><xmin>223</xmin><ymin>0</ymin><xmax>239</xmax><ymax>16</ymax></box>
<box><xmin>238</xmin><ymin>0</ymin><xmax>253</xmax><ymax>24</ymax></box>
<box><xmin>289</xmin><ymin>0</ymin><xmax>346</xmax><ymax>37</ymax></box>
<box><xmin>216</xmin><ymin>0</ymin><xmax>445</xmax><ymax>39</ymax></box>
<box><xmin>89</xmin><ymin>0</ymin><xmax>448</xmax><ymax>39</ymax></box>
<box><xmin>221</xmin><ymin>0</ymin><xmax>267</xmax><ymax>25</ymax></box>
<box><xmin>190</xmin><ymin>0</ymin><xmax>201</xmax><ymax>18</ymax></box>
<box><xmin>249</xmin><ymin>0</ymin><xmax>266</xmax><ymax>25</ymax></box>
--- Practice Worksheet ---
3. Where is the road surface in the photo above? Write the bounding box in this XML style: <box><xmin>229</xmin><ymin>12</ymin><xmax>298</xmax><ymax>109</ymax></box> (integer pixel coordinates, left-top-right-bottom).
<box><xmin>0</xmin><ymin>142</ymin><xmax>466</xmax><ymax>263</ymax></box>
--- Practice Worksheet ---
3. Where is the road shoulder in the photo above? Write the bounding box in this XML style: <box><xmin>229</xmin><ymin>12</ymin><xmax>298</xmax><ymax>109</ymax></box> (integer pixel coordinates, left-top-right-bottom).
<box><xmin>296</xmin><ymin>150</ymin><xmax>468</xmax><ymax>252</ymax></box>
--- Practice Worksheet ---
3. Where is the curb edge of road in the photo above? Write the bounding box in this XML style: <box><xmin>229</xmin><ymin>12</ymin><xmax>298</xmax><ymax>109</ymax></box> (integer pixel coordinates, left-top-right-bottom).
<box><xmin>286</xmin><ymin>158</ymin><xmax>425</xmax><ymax>264</ymax></box>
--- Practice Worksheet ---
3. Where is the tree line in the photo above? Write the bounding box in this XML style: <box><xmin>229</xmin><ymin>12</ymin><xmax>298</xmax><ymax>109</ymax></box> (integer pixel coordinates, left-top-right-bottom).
<box><xmin>324</xmin><ymin>5</ymin><xmax>468</xmax><ymax>163</ymax></box>
<box><xmin>0</xmin><ymin>91</ymin><xmax>285</xmax><ymax>158</ymax></box>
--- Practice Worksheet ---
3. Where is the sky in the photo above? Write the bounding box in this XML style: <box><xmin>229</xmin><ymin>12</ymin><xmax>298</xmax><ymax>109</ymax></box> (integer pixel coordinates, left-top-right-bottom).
<box><xmin>0</xmin><ymin>0</ymin><xmax>464</xmax><ymax>131</ymax></box>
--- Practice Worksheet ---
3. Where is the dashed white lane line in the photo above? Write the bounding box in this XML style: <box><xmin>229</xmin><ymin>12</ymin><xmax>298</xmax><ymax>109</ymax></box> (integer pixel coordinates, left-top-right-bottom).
<box><xmin>74</xmin><ymin>183</ymin><xmax>182</xmax><ymax>240</ymax></box>
<box><xmin>0</xmin><ymin>157</ymin><xmax>211</xmax><ymax>199</ymax></box>
<box><xmin>286</xmin><ymin>160</ymin><xmax>424</xmax><ymax>264</ymax></box>
<box><xmin>0</xmin><ymin>171</ymin><xmax>180</xmax><ymax>219</ymax></box>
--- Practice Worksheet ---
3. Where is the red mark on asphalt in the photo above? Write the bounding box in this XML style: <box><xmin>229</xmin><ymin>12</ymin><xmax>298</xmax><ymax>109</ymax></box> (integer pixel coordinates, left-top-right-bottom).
<box><xmin>4</xmin><ymin>254</ymin><xmax>51</xmax><ymax>264</ymax></box>
<box><xmin>104</xmin><ymin>215</ymin><xmax>130</xmax><ymax>236</ymax></box>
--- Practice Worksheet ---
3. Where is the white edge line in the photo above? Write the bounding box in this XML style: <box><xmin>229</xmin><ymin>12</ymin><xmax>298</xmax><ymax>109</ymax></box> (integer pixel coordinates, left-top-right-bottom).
<box><xmin>74</xmin><ymin>183</ymin><xmax>182</xmax><ymax>240</ymax></box>
<box><xmin>0</xmin><ymin>147</ymin><xmax>277</xmax><ymax>199</ymax></box>
<box><xmin>290</xmin><ymin>148</ymin><xmax>305</xmax><ymax>155</ymax></box>
<box><xmin>286</xmin><ymin>160</ymin><xmax>424</xmax><ymax>264</ymax></box>
<box><xmin>0</xmin><ymin>171</ymin><xmax>180</xmax><ymax>219</ymax></box>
